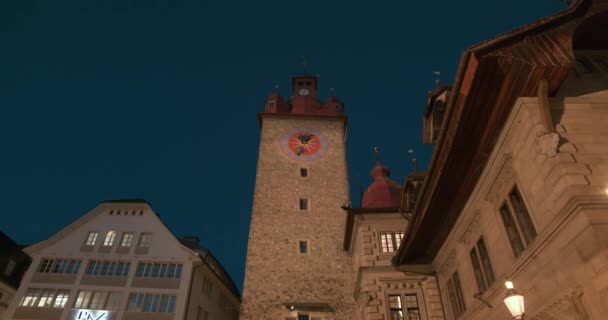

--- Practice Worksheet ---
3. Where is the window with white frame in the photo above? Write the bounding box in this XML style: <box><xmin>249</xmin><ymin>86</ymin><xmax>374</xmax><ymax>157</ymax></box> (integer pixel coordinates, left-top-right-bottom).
<box><xmin>127</xmin><ymin>293</ymin><xmax>176</xmax><ymax>313</ymax></box>
<box><xmin>37</xmin><ymin>258</ymin><xmax>81</xmax><ymax>274</ymax></box>
<box><xmin>85</xmin><ymin>231</ymin><xmax>98</xmax><ymax>246</ymax></box>
<box><xmin>380</xmin><ymin>231</ymin><xmax>405</xmax><ymax>253</ymax></box>
<box><xmin>19</xmin><ymin>288</ymin><xmax>70</xmax><ymax>308</ymax></box>
<box><xmin>103</xmin><ymin>231</ymin><xmax>116</xmax><ymax>246</ymax></box>
<box><xmin>120</xmin><ymin>232</ymin><xmax>134</xmax><ymax>247</ymax></box>
<box><xmin>138</xmin><ymin>233</ymin><xmax>153</xmax><ymax>248</ymax></box>
<box><xmin>135</xmin><ymin>262</ymin><xmax>183</xmax><ymax>279</ymax></box>
<box><xmin>74</xmin><ymin>291</ymin><xmax>122</xmax><ymax>311</ymax></box>
<box><xmin>85</xmin><ymin>260</ymin><xmax>130</xmax><ymax>276</ymax></box>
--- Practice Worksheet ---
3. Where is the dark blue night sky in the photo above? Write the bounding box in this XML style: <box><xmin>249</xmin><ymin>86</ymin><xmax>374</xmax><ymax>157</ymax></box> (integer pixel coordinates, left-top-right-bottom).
<box><xmin>0</xmin><ymin>0</ymin><xmax>567</xmax><ymax>292</ymax></box>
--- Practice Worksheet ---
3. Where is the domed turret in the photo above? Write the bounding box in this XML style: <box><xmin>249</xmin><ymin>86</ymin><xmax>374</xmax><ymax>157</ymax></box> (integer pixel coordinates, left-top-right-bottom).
<box><xmin>361</xmin><ymin>150</ymin><xmax>402</xmax><ymax>208</ymax></box>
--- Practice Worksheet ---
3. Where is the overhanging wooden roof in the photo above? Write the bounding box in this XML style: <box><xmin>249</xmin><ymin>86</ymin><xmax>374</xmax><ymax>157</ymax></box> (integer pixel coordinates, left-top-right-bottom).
<box><xmin>394</xmin><ymin>0</ymin><xmax>602</xmax><ymax>265</ymax></box>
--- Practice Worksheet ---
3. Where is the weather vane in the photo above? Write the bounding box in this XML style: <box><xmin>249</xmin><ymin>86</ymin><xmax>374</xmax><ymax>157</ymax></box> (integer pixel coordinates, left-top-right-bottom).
<box><xmin>301</xmin><ymin>56</ymin><xmax>308</xmax><ymax>74</ymax></box>
<box><xmin>374</xmin><ymin>146</ymin><xmax>380</xmax><ymax>163</ymax></box>
<box><xmin>408</xmin><ymin>149</ymin><xmax>419</xmax><ymax>172</ymax></box>
<box><xmin>433</xmin><ymin>71</ymin><xmax>441</xmax><ymax>87</ymax></box>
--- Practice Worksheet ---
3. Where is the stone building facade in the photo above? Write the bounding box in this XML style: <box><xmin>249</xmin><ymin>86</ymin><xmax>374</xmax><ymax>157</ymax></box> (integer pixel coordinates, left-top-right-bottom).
<box><xmin>394</xmin><ymin>1</ymin><xmax>608</xmax><ymax>319</ymax></box>
<box><xmin>5</xmin><ymin>199</ymin><xmax>240</xmax><ymax>320</ymax></box>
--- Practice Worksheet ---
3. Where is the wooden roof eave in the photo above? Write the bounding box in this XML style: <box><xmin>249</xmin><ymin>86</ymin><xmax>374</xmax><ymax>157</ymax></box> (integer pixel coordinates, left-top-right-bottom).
<box><xmin>393</xmin><ymin>0</ymin><xmax>591</xmax><ymax>266</ymax></box>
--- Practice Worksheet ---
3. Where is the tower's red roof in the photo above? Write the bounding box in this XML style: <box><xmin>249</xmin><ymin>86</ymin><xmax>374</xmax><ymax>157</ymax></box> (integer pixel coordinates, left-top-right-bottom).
<box><xmin>361</xmin><ymin>161</ymin><xmax>402</xmax><ymax>208</ymax></box>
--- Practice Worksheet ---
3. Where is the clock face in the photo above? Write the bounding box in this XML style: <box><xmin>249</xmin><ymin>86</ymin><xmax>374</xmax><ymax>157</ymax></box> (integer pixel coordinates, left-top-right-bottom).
<box><xmin>298</xmin><ymin>88</ymin><xmax>310</xmax><ymax>96</ymax></box>
<box><xmin>279</xmin><ymin>128</ymin><xmax>329</xmax><ymax>162</ymax></box>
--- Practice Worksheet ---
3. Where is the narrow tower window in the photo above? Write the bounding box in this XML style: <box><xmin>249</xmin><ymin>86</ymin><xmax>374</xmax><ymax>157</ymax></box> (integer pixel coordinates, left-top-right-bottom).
<box><xmin>299</xmin><ymin>198</ymin><xmax>309</xmax><ymax>210</ymax></box>
<box><xmin>300</xmin><ymin>168</ymin><xmax>308</xmax><ymax>177</ymax></box>
<box><xmin>299</xmin><ymin>241</ymin><xmax>308</xmax><ymax>254</ymax></box>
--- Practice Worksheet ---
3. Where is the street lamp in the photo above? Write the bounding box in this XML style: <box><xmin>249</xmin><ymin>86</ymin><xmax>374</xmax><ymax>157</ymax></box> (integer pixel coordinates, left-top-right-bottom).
<box><xmin>503</xmin><ymin>281</ymin><xmax>525</xmax><ymax>319</ymax></box>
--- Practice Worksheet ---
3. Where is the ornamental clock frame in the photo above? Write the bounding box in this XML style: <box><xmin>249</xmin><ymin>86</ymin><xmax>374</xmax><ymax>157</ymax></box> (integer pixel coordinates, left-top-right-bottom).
<box><xmin>279</xmin><ymin>128</ymin><xmax>329</xmax><ymax>162</ymax></box>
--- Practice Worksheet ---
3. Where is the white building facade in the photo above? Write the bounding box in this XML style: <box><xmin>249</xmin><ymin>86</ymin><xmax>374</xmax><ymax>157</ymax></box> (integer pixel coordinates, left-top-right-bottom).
<box><xmin>5</xmin><ymin>199</ymin><xmax>240</xmax><ymax>320</ymax></box>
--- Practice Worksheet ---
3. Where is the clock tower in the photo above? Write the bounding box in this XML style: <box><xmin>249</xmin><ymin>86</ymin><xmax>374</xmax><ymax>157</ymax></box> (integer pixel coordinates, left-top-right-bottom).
<box><xmin>241</xmin><ymin>75</ymin><xmax>355</xmax><ymax>320</ymax></box>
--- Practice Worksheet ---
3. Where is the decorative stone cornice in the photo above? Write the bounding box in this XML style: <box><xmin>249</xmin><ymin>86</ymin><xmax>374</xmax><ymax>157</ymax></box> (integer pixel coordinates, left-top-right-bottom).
<box><xmin>530</xmin><ymin>287</ymin><xmax>589</xmax><ymax>320</ymax></box>
<box><xmin>485</xmin><ymin>156</ymin><xmax>514</xmax><ymax>204</ymax></box>
<box><xmin>458</xmin><ymin>211</ymin><xmax>481</xmax><ymax>245</ymax></box>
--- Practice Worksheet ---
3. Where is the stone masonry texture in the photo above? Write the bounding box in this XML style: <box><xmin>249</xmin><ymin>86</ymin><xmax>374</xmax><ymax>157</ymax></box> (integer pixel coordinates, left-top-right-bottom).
<box><xmin>240</xmin><ymin>115</ymin><xmax>356</xmax><ymax>320</ymax></box>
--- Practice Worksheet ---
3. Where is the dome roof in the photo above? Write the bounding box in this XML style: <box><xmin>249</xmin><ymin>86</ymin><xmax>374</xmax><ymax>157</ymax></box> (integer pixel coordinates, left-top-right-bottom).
<box><xmin>361</xmin><ymin>161</ymin><xmax>402</xmax><ymax>208</ymax></box>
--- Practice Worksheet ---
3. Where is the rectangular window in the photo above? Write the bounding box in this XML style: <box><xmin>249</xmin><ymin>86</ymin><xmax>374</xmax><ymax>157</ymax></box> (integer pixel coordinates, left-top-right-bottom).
<box><xmin>470</xmin><ymin>247</ymin><xmax>487</xmax><ymax>293</ymax></box>
<box><xmin>508</xmin><ymin>187</ymin><xmax>537</xmax><ymax>245</ymax></box>
<box><xmin>53</xmin><ymin>290</ymin><xmax>69</xmax><ymax>308</ymax></box>
<box><xmin>36</xmin><ymin>289</ymin><xmax>55</xmax><ymax>308</ymax></box>
<box><xmin>300</xmin><ymin>168</ymin><xmax>308</xmax><ymax>177</ymax></box>
<box><xmin>477</xmin><ymin>237</ymin><xmax>495</xmax><ymax>287</ymax></box>
<box><xmin>38</xmin><ymin>259</ymin><xmax>53</xmax><ymax>273</ymax></box>
<box><xmin>85</xmin><ymin>231</ymin><xmax>98</xmax><ymax>246</ymax></box>
<box><xmin>388</xmin><ymin>295</ymin><xmax>404</xmax><ymax>320</ymax></box>
<box><xmin>52</xmin><ymin>259</ymin><xmax>67</xmax><ymax>273</ymax></box>
<box><xmin>103</xmin><ymin>231</ymin><xmax>116</xmax><ymax>246</ymax></box>
<box><xmin>128</xmin><ymin>293</ymin><xmax>175</xmax><ymax>313</ymax></box>
<box><xmin>135</xmin><ymin>262</ymin><xmax>183</xmax><ymax>279</ymax></box>
<box><xmin>105</xmin><ymin>292</ymin><xmax>122</xmax><ymax>311</ymax></box>
<box><xmin>447</xmin><ymin>272</ymin><xmax>466</xmax><ymax>318</ymax></box>
<box><xmin>19</xmin><ymin>288</ymin><xmax>41</xmax><ymax>307</ymax></box>
<box><xmin>19</xmin><ymin>288</ymin><xmax>69</xmax><ymax>308</ymax></box>
<box><xmin>89</xmin><ymin>291</ymin><xmax>107</xmax><ymax>309</ymax></box>
<box><xmin>127</xmin><ymin>293</ymin><xmax>145</xmax><ymax>312</ymax></box>
<box><xmin>297</xmin><ymin>315</ymin><xmax>310</xmax><ymax>320</ymax></box>
<box><xmin>380</xmin><ymin>231</ymin><xmax>405</xmax><ymax>253</ymax></box>
<box><xmin>74</xmin><ymin>291</ymin><xmax>93</xmax><ymax>309</ymax></box>
<box><xmin>120</xmin><ymin>232</ymin><xmax>134</xmax><ymax>247</ymax></box>
<box><xmin>138</xmin><ymin>233</ymin><xmax>153</xmax><ymax>248</ymax></box>
<box><xmin>299</xmin><ymin>198</ymin><xmax>309</xmax><ymax>210</ymax></box>
<box><xmin>499</xmin><ymin>185</ymin><xmax>536</xmax><ymax>258</ymax></box>
<box><xmin>85</xmin><ymin>260</ymin><xmax>130</xmax><ymax>276</ymax></box>
<box><xmin>37</xmin><ymin>258</ymin><xmax>80</xmax><ymax>274</ymax></box>
<box><xmin>299</xmin><ymin>240</ymin><xmax>308</xmax><ymax>254</ymax></box>
<box><xmin>403</xmin><ymin>294</ymin><xmax>420</xmax><ymax>320</ymax></box>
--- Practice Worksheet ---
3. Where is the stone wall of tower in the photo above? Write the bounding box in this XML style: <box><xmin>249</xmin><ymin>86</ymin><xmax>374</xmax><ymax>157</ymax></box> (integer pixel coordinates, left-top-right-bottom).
<box><xmin>241</xmin><ymin>115</ymin><xmax>356</xmax><ymax>320</ymax></box>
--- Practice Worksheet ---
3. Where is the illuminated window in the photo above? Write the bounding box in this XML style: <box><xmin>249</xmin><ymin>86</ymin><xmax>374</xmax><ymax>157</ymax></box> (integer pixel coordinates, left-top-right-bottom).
<box><xmin>103</xmin><ymin>231</ymin><xmax>116</xmax><ymax>246</ymax></box>
<box><xmin>19</xmin><ymin>288</ymin><xmax>41</xmax><ymax>307</ymax></box>
<box><xmin>138</xmin><ymin>233</ymin><xmax>153</xmax><ymax>248</ymax></box>
<box><xmin>19</xmin><ymin>288</ymin><xmax>69</xmax><ymax>308</ymax></box>
<box><xmin>36</xmin><ymin>289</ymin><xmax>55</xmax><ymax>308</ymax></box>
<box><xmin>74</xmin><ymin>291</ymin><xmax>120</xmax><ymax>310</ymax></box>
<box><xmin>53</xmin><ymin>290</ymin><xmax>69</xmax><ymax>308</ymax></box>
<box><xmin>380</xmin><ymin>231</ymin><xmax>405</xmax><ymax>253</ymax></box>
<box><xmin>388</xmin><ymin>295</ymin><xmax>404</xmax><ymax>320</ymax></box>
<box><xmin>120</xmin><ymin>232</ymin><xmax>134</xmax><ymax>247</ymax></box>
<box><xmin>85</xmin><ymin>231</ymin><xmax>98</xmax><ymax>246</ymax></box>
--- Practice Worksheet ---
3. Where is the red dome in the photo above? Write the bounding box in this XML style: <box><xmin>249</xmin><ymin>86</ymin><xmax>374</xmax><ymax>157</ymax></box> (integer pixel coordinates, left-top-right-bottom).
<box><xmin>361</xmin><ymin>161</ymin><xmax>402</xmax><ymax>208</ymax></box>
